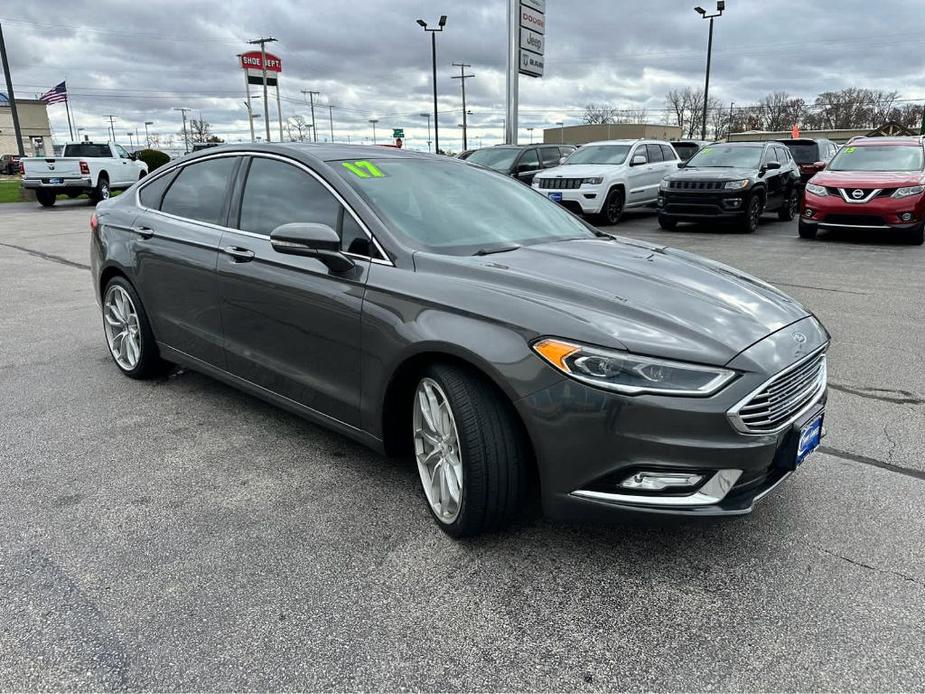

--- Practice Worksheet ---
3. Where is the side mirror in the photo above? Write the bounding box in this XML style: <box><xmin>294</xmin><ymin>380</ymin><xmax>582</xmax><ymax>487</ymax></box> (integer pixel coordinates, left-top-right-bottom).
<box><xmin>270</xmin><ymin>223</ymin><xmax>355</xmax><ymax>273</ymax></box>
<box><xmin>677</xmin><ymin>161</ymin><xmax>686</xmax><ymax>168</ymax></box>
<box><xmin>631</xmin><ymin>154</ymin><xmax>648</xmax><ymax>166</ymax></box>
<box><xmin>814</xmin><ymin>161</ymin><xmax>827</xmax><ymax>170</ymax></box>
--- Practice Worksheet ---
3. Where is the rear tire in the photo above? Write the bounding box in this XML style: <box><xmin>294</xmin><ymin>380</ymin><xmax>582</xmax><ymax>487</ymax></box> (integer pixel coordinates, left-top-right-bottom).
<box><xmin>101</xmin><ymin>276</ymin><xmax>169</xmax><ymax>380</ymax></box>
<box><xmin>778</xmin><ymin>187</ymin><xmax>799</xmax><ymax>221</ymax></box>
<box><xmin>798</xmin><ymin>220</ymin><xmax>818</xmax><ymax>240</ymax></box>
<box><xmin>36</xmin><ymin>190</ymin><xmax>56</xmax><ymax>207</ymax></box>
<box><xmin>411</xmin><ymin>364</ymin><xmax>528</xmax><ymax>538</ymax></box>
<box><xmin>90</xmin><ymin>175</ymin><xmax>111</xmax><ymax>205</ymax></box>
<box><xmin>657</xmin><ymin>215</ymin><xmax>677</xmax><ymax>230</ymax></box>
<box><xmin>596</xmin><ymin>187</ymin><xmax>625</xmax><ymax>226</ymax></box>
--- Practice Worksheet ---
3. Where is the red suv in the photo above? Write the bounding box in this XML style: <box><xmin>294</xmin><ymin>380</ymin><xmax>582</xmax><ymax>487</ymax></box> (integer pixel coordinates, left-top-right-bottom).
<box><xmin>800</xmin><ymin>136</ymin><xmax>925</xmax><ymax>244</ymax></box>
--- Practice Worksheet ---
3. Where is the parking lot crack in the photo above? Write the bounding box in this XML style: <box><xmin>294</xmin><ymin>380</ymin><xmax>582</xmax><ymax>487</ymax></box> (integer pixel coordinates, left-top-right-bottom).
<box><xmin>0</xmin><ymin>241</ymin><xmax>90</xmax><ymax>271</ymax></box>
<box><xmin>811</xmin><ymin>544</ymin><xmax>924</xmax><ymax>588</ymax></box>
<box><xmin>819</xmin><ymin>445</ymin><xmax>925</xmax><ymax>482</ymax></box>
<box><xmin>829</xmin><ymin>382</ymin><xmax>925</xmax><ymax>406</ymax></box>
<box><xmin>768</xmin><ymin>281</ymin><xmax>869</xmax><ymax>296</ymax></box>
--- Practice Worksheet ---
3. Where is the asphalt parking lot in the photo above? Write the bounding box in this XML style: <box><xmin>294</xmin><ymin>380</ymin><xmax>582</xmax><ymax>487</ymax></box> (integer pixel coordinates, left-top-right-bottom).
<box><xmin>1</xmin><ymin>199</ymin><xmax>924</xmax><ymax>691</ymax></box>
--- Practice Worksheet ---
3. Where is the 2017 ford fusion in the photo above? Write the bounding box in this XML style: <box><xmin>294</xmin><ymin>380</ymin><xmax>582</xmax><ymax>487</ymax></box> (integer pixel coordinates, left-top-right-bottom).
<box><xmin>91</xmin><ymin>144</ymin><xmax>829</xmax><ymax>537</ymax></box>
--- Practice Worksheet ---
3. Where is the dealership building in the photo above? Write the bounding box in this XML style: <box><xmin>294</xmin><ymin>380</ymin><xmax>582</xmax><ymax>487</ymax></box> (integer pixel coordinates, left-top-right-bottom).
<box><xmin>543</xmin><ymin>123</ymin><xmax>683</xmax><ymax>145</ymax></box>
<box><xmin>0</xmin><ymin>94</ymin><xmax>53</xmax><ymax>157</ymax></box>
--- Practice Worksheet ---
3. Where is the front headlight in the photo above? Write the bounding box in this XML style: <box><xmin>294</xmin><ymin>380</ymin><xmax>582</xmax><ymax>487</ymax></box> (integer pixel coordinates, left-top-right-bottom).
<box><xmin>805</xmin><ymin>182</ymin><xmax>828</xmax><ymax>196</ymax></box>
<box><xmin>724</xmin><ymin>179</ymin><xmax>750</xmax><ymax>190</ymax></box>
<box><xmin>532</xmin><ymin>338</ymin><xmax>736</xmax><ymax>396</ymax></box>
<box><xmin>893</xmin><ymin>185</ymin><xmax>924</xmax><ymax>198</ymax></box>
<box><xmin>582</xmin><ymin>177</ymin><xmax>603</xmax><ymax>185</ymax></box>
<box><xmin>659</xmin><ymin>179</ymin><xmax>670</xmax><ymax>190</ymax></box>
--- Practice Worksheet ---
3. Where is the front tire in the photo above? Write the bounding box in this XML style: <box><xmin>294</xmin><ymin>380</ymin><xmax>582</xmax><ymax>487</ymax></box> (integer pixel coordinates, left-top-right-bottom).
<box><xmin>101</xmin><ymin>277</ymin><xmax>168</xmax><ymax>379</ymax></box>
<box><xmin>36</xmin><ymin>190</ymin><xmax>56</xmax><ymax>207</ymax></box>
<box><xmin>798</xmin><ymin>219</ymin><xmax>818</xmax><ymax>239</ymax></box>
<box><xmin>778</xmin><ymin>187</ymin><xmax>799</xmax><ymax>221</ymax></box>
<box><xmin>740</xmin><ymin>194</ymin><xmax>763</xmax><ymax>233</ymax></box>
<box><xmin>412</xmin><ymin>364</ymin><xmax>528</xmax><ymax>538</ymax></box>
<box><xmin>658</xmin><ymin>215</ymin><xmax>677</xmax><ymax>230</ymax></box>
<box><xmin>596</xmin><ymin>187</ymin><xmax>625</xmax><ymax>226</ymax></box>
<box><xmin>911</xmin><ymin>224</ymin><xmax>924</xmax><ymax>246</ymax></box>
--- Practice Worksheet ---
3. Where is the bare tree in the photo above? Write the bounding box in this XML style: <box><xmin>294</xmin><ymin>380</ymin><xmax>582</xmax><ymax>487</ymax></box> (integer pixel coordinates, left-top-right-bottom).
<box><xmin>664</xmin><ymin>89</ymin><xmax>687</xmax><ymax>132</ymax></box>
<box><xmin>583</xmin><ymin>103</ymin><xmax>619</xmax><ymax>125</ymax></box>
<box><xmin>182</xmin><ymin>119</ymin><xmax>213</xmax><ymax>143</ymax></box>
<box><xmin>287</xmin><ymin>115</ymin><xmax>310</xmax><ymax>142</ymax></box>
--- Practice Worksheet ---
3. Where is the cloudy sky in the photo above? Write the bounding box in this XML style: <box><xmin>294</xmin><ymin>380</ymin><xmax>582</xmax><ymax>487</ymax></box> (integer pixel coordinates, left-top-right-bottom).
<box><xmin>5</xmin><ymin>0</ymin><xmax>925</xmax><ymax>151</ymax></box>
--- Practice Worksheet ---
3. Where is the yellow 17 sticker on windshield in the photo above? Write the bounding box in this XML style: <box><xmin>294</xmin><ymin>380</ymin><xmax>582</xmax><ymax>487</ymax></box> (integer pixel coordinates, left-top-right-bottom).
<box><xmin>343</xmin><ymin>161</ymin><xmax>385</xmax><ymax>178</ymax></box>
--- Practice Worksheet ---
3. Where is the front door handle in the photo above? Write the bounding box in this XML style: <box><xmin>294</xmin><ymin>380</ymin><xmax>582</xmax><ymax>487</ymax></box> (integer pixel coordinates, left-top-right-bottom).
<box><xmin>223</xmin><ymin>246</ymin><xmax>255</xmax><ymax>262</ymax></box>
<box><xmin>132</xmin><ymin>226</ymin><xmax>154</xmax><ymax>238</ymax></box>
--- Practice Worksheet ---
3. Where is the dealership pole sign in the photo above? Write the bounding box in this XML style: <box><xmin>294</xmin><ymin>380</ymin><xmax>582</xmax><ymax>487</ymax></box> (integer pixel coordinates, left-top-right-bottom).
<box><xmin>238</xmin><ymin>50</ymin><xmax>283</xmax><ymax>143</ymax></box>
<box><xmin>518</xmin><ymin>0</ymin><xmax>545</xmax><ymax>78</ymax></box>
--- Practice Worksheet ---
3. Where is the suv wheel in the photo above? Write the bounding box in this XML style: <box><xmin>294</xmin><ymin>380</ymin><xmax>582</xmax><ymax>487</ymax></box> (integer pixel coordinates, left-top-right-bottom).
<box><xmin>778</xmin><ymin>188</ymin><xmax>799</xmax><ymax>221</ymax></box>
<box><xmin>658</xmin><ymin>215</ymin><xmax>677</xmax><ymax>230</ymax></box>
<box><xmin>411</xmin><ymin>364</ymin><xmax>528</xmax><ymax>538</ymax></box>
<box><xmin>597</xmin><ymin>188</ymin><xmax>625</xmax><ymax>226</ymax></box>
<box><xmin>911</xmin><ymin>224</ymin><xmax>924</xmax><ymax>246</ymax></box>
<box><xmin>798</xmin><ymin>220</ymin><xmax>818</xmax><ymax>240</ymax></box>
<box><xmin>741</xmin><ymin>195</ymin><xmax>763</xmax><ymax>233</ymax></box>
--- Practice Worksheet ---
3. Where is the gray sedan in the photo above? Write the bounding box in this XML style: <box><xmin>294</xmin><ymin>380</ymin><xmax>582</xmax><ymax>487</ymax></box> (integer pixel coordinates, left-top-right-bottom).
<box><xmin>89</xmin><ymin>143</ymin><xmax>829</xmax><ymax>537</ymax></box>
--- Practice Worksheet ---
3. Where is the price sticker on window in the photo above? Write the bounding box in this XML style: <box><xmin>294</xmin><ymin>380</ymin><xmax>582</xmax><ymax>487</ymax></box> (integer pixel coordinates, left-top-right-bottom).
<box><xmin>342</xmin><ymin>161</ymin><xmax>385</xmax><ymax>178</ymax></box>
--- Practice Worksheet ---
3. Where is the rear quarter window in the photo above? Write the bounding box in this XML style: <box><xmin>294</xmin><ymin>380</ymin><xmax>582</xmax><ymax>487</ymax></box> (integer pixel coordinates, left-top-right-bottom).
<box><xmin>138</xmin><ymin>171</ymin><xmax>175</xmax><ymax>210</ymax></box>
<box><xmin>160</xmin><ymin>157</ymin><xmax>238</xmax><ymax>225</ymax></box>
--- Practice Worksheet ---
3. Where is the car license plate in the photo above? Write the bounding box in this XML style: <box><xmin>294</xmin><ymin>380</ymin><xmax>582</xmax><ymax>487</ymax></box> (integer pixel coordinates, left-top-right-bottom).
<box><xmin>796</xmin><ymin>413</ymin><xmax>823</xmax><ymax>465</ymax></box>
<box><xmin>48</xmin><ymin>177</ymin><xmax>63</xmax><ymax>184</ymax></box>
<box><xmin>547</xmin><ymin>192</ymin><xmax>562</xmax><ymax>202</ymax></box>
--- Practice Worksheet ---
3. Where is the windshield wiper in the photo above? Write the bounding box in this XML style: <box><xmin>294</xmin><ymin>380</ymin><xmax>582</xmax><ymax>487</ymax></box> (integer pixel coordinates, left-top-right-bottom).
<box><xmin>473</xmin><ymin>243</ymin><xmax>522</xmax><ymax>256</ymax></box>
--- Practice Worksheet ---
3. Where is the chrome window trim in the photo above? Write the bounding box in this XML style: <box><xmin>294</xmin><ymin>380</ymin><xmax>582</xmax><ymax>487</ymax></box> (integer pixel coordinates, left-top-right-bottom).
<box><xmin>572</xmin><ymin>469</ymin><xmax>743</xmax><ymax>508</ymax></box>
<box><xmin>726</xmin><ymin>346</ymin><xmax>828</xmax><ymax>436</ymax></box>
<box><xmin>133</xmin><ymin>150</ymin><xmax>394</xmax><ymax>267</ymax></box>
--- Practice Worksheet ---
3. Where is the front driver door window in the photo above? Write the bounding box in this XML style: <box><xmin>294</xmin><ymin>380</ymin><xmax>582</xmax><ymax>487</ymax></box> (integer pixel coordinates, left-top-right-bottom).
<box><xmin>218</xmin><ymin>156</ymin><xmax>372</xmax><ymax>425</ymax></box>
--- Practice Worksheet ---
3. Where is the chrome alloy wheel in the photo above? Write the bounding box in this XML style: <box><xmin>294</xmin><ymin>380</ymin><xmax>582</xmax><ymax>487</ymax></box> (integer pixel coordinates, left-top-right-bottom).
<box><xmin>103</xmin><ymin>285</ymin><xmax>141</xmax><ymax>370</ymax></box>
<box><xmin>413</xmin><ymin>378</ymin><xmax>464</xmax><ymax>524</ymax></box>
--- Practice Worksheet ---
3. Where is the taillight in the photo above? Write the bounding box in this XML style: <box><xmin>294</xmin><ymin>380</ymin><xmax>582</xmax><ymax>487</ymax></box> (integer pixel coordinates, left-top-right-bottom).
<box><xmin>79</xmin><ymin>161</ymin><xmax>90</xmax><ymax>175</ymax></box>
<box><xmin>89</xmin><ymin>213</ymin><xmax>99</xmax><ymax>233</ymax></box>
<box><xmin>18</xmin><ymin>161</ymin><xmax>24</xmax><ymax>175</ymax></box>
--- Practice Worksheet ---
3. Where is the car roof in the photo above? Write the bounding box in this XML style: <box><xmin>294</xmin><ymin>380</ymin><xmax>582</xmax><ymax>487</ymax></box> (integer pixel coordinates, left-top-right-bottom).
<box><xmin>848</xmin><ymin>137</ymin><xmax>924</xmax><ymax>147</ymax></box>
<box><xmin>172</xmin><ymin>142</ymin><xmax>440</xmax><ymax>165</ymax></box>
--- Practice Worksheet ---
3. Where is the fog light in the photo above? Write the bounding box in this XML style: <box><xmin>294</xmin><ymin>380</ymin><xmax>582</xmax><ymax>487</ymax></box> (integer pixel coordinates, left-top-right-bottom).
<box><xmin>620</xmin><ymin>471</ymin><xmax>705</xmax><ymax>491</ymax></box>
<box><xmin>901</xmin><ymin>212</ymin><xmax>913</xmax><ymax>222</ymax></box>
<box><xmin>804</xmin><ymin>208</ymin><xmax>814</xmax><ymax>218</ymax></box>
<box><xmin>724</xmin><ymin>198</ymin><xmax>742</xmax><ymax>209</ymax></box>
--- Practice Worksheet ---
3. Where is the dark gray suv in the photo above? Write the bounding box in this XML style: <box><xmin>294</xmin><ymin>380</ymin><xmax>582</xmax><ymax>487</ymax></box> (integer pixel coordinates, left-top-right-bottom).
<box><xmin>90</xmin><ymin>143</ymin><xmax>829</xmax><ymax>537</ymax></box>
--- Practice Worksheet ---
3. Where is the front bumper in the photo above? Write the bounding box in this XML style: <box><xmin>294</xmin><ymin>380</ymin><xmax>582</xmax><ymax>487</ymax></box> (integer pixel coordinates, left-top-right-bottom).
<box><xmin>22</xmin><ymin>176</ymin><xmax>93</xmax><ymax>190</ymax></box>
<box><xmin>657</xmin><ymin>189</ymin><xmax>750</xmax><ymax>222</ymax></box>
<box><xmin>533</xmin><ymin>183</ymin><xmax>605</xmax><ymax>214</ymax></box>
<box><xmin>802</xmin><ymin>190</ymin><xmax>925</xmax><ymax>231</ymax></box>
<box><xmin>516</xmin><ymin>317</ymin><xmax>829</xmax><ymax>521</ymax></box>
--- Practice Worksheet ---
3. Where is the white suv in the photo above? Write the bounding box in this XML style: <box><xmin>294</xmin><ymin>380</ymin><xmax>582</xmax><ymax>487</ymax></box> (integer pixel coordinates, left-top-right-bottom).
<box><xmin>532</xmin><ymin>139</ymin><xmax>680</xmax><ymax>224</ymax></box>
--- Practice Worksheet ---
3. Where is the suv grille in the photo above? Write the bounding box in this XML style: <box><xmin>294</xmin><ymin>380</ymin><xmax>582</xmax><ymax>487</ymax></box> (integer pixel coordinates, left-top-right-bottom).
<box><xmin>537</xmin><ymin>178</ymin><xmax>583</xmax><ymax>190</ymax></box>
<box><xmin>668</xmin><ymin>180</ymin><xmax>725</xmax><ymax>190</ymax></box>
<box><xmin>729</xmin><ymin>350</ymin><xmax>827</xmax><ymax>434</ymax></box>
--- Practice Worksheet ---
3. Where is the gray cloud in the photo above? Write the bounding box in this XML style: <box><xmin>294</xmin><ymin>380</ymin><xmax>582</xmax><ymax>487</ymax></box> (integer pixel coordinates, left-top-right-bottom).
<box><xmin>5</xmin><ymin>0</ymin><xmax>924</xmax><ymax>150</ymax></box>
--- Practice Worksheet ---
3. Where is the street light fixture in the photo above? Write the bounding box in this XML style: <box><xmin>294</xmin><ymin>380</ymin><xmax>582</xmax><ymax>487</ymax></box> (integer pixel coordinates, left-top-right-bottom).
<box><xmin>417</xmin><ymin>15</ymin><xmax>447</xmax><ymax>154</ymax></box>
<box><xmin>694</xmin><ymin>1</ymin><xmax>724</xmax><ymax>140</ymax></box>
<box><xmin>369</xmin><ymin>118</ymin><xmax>379</xmax><ymax>144</ymax></box>
<box><xmin>144</xmin><ymin>121</ymin><xmax>154</xmax><ymax>148</ymax></box>
<box><xmin>527</xmin><ymin>126</ymin><xmax>534</xmax><ymax>144</ymax></box>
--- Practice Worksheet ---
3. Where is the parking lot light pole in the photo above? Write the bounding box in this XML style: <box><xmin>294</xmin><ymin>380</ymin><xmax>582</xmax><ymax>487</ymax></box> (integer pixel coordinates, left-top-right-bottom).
<box><xmin>419</xmin><ymin>112</ymin><xmax>432</xmax><ymax>152</ymax></box>
<box><xmin>694</xmin><ymin>1</ymin><xmax>724</xmax><ymax>141</ymax></box>
<box><xmin>369</xmin><ymin>118</ymin><xmax>379</xmax><ymax>144</ymax></box>
<box><xmin>417</xmin><ymin>16</ymin><xmax>446</xmax><ymax>154</ymax></box>
<box><xmin>527</xmin><ymin>127</ymin><xmax>534</xmax><ymax>144</ymax></box>
<box><xmin>144</xmin><ymin>121</ymin><xmax>154</xmax><ymax>148</ymax></box>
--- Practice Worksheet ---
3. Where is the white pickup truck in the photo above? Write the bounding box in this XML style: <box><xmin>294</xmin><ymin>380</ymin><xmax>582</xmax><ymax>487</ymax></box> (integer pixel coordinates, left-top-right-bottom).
<box><xmin>21</xmin><ymin>142</ymin><xmax>149</xmax><ymax>207</ymax></box>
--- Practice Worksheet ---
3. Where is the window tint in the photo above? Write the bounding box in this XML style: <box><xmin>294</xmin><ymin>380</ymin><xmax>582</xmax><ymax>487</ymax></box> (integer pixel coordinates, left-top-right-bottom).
<box><xmin>646</xmin><ymin>144</ymin><xmax>664</xmax><ymax>163</ymax></box>
<box><xmin>540</xmin><ymin>147</ymin><xmax>560</xmax><ymax>167</ymax></box>
<box><xmin>518</xmin><ymin>149</ymin><xmax>540</xmax><ymax>170</ymax></box>
<box><xmin>660</xmin><ymin>144</ymin><xmax>677</xmax><ymax>161</ymax></box>
<box><xmin>115</xmin><ymin>145</ymin><xmax>130</xmax><ymax>159</ymax></box>
<box><xmin>161</xmin><ymin>157</ymin><xmax>237</xmax><ymax>225</ymax></box>
<box><xmin>139</xmin><ymin>171</ymin><xmax>174</xmax><ymax>209</ymax></box>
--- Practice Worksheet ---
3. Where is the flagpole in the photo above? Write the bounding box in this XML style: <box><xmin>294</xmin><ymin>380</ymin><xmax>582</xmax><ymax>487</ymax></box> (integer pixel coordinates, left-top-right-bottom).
<box><xmin>64</xmin><ymin>96</ymin><xmax>75</xmax><ymax>141</ymax></box>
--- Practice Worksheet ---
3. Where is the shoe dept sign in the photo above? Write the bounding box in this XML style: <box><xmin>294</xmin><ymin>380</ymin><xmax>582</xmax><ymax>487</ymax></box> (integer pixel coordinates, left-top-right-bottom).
<box><xmin>519</xmin><ymin>0</ymin><xmax>545</xmax><ymax>78</ymax></box>
<box><xmin>239</xmin><ymin>51</ymin><xmax>282</xmax><ymax>86</ymax></box>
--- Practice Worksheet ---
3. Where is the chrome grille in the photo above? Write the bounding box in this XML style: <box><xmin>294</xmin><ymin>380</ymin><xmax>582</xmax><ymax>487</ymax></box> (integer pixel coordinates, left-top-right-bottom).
<box><xmin>728</xmin><ymin>350</ymin><xmax>827</xmax><ymax>434</ymax></box>
<box><xmin>537</xmin><ymin>178</ymin><xmax>583</xmax><ymax>190</ymax></box>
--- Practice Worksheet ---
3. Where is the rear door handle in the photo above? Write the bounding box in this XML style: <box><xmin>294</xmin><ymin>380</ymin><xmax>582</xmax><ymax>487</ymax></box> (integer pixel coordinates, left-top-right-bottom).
<box><xmin>132</xmin><ymin>226</ymin><xmax>154</xmax><ymax>238</ymax></box>
<box><xmin>223</xmin><ymin>246</ymin><xmax>255</xmax><ymax>262</ymax></box>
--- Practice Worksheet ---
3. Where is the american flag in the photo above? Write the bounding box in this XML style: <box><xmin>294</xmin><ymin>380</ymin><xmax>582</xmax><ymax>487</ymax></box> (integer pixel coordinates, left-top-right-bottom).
<box><xmin>39</xmin><ymin>81</ymin><xmax>68</xmax><ymax>104</ymax></box>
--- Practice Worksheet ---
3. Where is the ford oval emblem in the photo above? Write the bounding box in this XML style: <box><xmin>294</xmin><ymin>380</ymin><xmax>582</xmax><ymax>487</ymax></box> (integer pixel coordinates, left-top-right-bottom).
<box><xmin>793</xmin><ymin>332</ymin><xmax>807</xmax><ymax>344</ymax></box>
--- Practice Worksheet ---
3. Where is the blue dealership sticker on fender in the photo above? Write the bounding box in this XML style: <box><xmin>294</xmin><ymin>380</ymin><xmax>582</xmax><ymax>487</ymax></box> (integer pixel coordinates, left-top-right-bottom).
<box><xmin>548</xmin><ymin>192</ymin><xmax>562</xmax><ymax>202</ymax></box>
<box><xmin>796</xmin><ymin>413</ymin><xmax>823</xmax><ymax>465</ymax></box>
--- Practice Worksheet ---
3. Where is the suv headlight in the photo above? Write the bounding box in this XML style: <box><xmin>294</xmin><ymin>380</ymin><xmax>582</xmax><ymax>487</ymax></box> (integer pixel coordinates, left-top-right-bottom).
<box><xmin>582</xmin><ymin>177</ymin><xmax>603</xmax><ymax>185</ymax></box>
<box><xmin>532</xmin><ymin>338</ymin><xmax>736</xmax><ymax>396</ymax></box>
<box><xmin>724</xmin><ymin>179</ymin><xmax>750</xmax><ymax>190</ymax></box>
<box><xmin>893</xmin><ymin>185</ymin><xmax>924</xmax><ymax>198</ymax></box>
<box><xmin>659</xmin><ymin>179</ymin><xmax>670</xmax><ymax>190</ymax></box>
<box><xmin>805</xmin><ymin>182</ymin><xmax>828</xmax><ymax>196</ymax></box>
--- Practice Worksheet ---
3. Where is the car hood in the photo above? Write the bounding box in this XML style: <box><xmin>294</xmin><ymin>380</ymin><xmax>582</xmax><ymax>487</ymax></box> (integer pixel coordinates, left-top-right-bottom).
<box><xmin>812</xmin><ymin>170</ymin><xmax>925</xmax><ymax>187</ymax></box>
<box><xmin>536</xmin><ymin>164</ymin><xmax>621</xmax><ymax>179</ymax></box>
<box><xmin>666</xmin><ymin>167</ymin><xmax>757</xmax><ymax>181</ymax></box>
<box><xmin>415</xmin><ymin>238</ymin><xmax>810</xmax><ymax>367</ymax></box>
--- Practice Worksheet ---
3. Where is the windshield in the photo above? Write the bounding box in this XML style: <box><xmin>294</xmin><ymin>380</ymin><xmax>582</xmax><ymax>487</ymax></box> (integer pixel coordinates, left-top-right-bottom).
<box><xmin>63</xmin><ymin>144</ymin><xmax>111</xmax><ymax>157</ymax></box>
<box><xmin>782</xmin><ymin>143</ymin><xmax>820</xmax><ymax>164</ymax></box>
<box><xmin>465</xmin><ymin>148</ymin><xmax>520</xmax><ymax>172</ymax></box>
<box><xmin>828</xmin><ymin>145</ymin><xmax>924</xmax><ymax>172</ymax></box>
<box><xmin>335</xmin><ymin>158</ymin><xmax>596</xmax><ymax>254</ymax></box>
<box><xmin>563</xmin><ymin>145</ymin><xmax>630</xmax><ymax>165</ymax></box>
<box><xmin>687</xmin><ymin>145</ymin><xmax>761</xmax><ymax>168</ymax></box>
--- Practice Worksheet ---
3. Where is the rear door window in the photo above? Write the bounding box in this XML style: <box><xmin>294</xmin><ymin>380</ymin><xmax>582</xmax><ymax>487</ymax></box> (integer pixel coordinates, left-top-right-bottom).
<box><xmin>646</xmin><ymin>144</ymin><xmax>664</xmax><ymax>163</ymax></box>
<box><xmin>518</xmin><ymin>149</ymin><xmax>540</xmax><ymax>171</ymax></box>
<box><xmin>660</xmin><ymin>144</ymin><xmax>677</xmax><ymax>161</ymax></box>
<box><xmin>540</xmin><ymin>147</ymin><xmax>561</xmax><ymax>167</ymax></box>
<box><xmin>161</xmin><ymin>157</ymin><xmax>237</xmax><ymax>225</ymax></box>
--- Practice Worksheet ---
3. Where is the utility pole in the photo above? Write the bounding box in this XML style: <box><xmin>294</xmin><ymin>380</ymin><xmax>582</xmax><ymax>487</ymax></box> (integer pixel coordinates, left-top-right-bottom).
<box><xmin>248</xmin><ymin>36</ymin><xmax>277</xmax><ymax>142</ymax></box>
<box><xmin>173</xmin><ymin>107</ymin><xmax>191</xmax><ymax>153</ymax></box>
<box><xmin>0</xmin><ymin>22</ymin><xmax>24</xmax><ymax>156</ymax></box>
<box><xmin>420</xmin><ymin>112</ymin><xmax>432</xmax><ymax>152</ymax></box>
<box><xmin>301</xmin><ymin>90</ymin><xmax>320</xmax><ymax>142</ymax></box>
<box><xmin>694</xmin><ymin>2</ymin><xmax>725</xmax><ymax>141</ymax></box>
<box><xmin>103</xmin><ymin>114</ymin><xmax>117</xmax><ymax>143</ymax></box>
<box><xmin>450</xmin><ymin>62</ymin><xmax>474</xmax><ymax>151</ymax></box>
<box><xmin>328</xmin><ymin>105</ymin><xmax>335</xmax><ymax>142</ymax></box>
